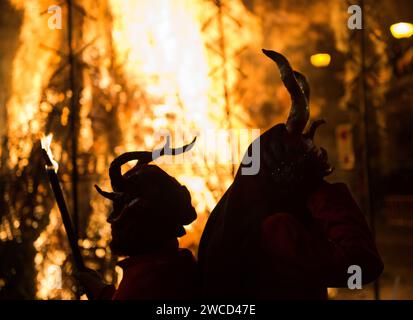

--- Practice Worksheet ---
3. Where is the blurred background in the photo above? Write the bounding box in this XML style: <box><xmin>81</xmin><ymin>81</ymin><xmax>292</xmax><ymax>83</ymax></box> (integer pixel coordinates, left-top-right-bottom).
<box><xmin>0</xmin><ymin>0</ymin><xmax>412</xmax><ymax>300</ymax></box>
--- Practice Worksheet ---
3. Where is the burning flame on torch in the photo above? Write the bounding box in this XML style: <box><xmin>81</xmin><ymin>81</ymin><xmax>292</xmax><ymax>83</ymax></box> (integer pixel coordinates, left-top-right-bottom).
<box><xmin>40</xmin><ymin>134</ymin><xmax>59</xmax><ymax>172</ymax></box>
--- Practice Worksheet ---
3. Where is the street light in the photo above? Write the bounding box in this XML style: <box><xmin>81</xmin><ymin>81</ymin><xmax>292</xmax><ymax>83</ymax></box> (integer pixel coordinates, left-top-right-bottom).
<box><xmin>310</xmin><ymin>53</ymin><xmax>331</xmax><ymax>68</ymax></box>
<box><xmin>390</xmin><ymin>22</ymin><xmax>413</xmax><ymax>39</ymax></box>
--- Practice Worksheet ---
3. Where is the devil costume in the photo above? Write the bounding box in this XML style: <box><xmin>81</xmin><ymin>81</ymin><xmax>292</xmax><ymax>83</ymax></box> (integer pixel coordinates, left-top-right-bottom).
<box><xmin>198</xmin><ymin>50</ymin><xmax>384</xmax><ymax>299</ymax></box>
<box><xmin>89</xmin><ymin>137</ymin><xmax>198</xmax><ymax>300</ymax></box>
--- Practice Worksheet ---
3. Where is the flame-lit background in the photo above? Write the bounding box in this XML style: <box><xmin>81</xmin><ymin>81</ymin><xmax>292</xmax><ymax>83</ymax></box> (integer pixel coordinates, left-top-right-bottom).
<box><xmin>0</xmin><ymin>0</ymin><xmax>413</xmax><ymax>300</ymax></box>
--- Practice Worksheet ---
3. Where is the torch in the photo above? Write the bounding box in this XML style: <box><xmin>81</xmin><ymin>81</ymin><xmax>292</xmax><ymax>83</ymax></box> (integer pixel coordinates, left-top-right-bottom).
<box><xmin>41</xmin><ymin>134</ymin><xmax>85</xmax><ymax>271</ymax></box>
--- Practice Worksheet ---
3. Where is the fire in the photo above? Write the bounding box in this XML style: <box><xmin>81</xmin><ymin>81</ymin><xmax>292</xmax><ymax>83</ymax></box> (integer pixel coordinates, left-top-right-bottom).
<box><xmin>40</xmin><ymin>134</ymin><xmax>59</xmax><ymax>171</ymax></box>
<box><xmin>34</xmin><ymin>205</ymin><xmax>69</xmax><ymax>299</ymax></box>
<box><xmin>6</xmin><ymin>0</ymin><xmax>261</xmax><ymax>299</ymax></box>
<box><xmin>7</xmin><ymin>0</ymin><xmax>61</xmax><ymax>167</ymax></box>
<box><xmin>106</xmin><ymin>0</ymin><xmax>259</xmax><ymax>252</ymax></box>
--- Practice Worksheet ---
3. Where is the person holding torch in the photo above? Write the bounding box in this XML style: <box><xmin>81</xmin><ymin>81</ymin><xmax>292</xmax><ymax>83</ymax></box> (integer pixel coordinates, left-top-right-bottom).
<box><xmin>43</xmin><ymin>134</ymin><xmax>198</xmax><ymax>300</ymax></box>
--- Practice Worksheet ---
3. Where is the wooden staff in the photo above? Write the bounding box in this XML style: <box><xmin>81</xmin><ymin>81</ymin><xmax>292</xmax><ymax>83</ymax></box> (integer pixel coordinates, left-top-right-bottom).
<box><xmin>41</xmin><ymin>143</ymin><xmax>84</xmax><ymax>271</ymax></box>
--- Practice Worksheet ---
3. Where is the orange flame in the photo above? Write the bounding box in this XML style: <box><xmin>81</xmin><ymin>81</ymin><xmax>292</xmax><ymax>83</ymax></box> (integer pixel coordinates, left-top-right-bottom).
<box><xmin>9</xmin><ymin>0</ymin><xmax>261</xmax><ymax>299</ymax></box>
<box><xmin>40</xmin><ymin>134</ymin><xmax>59</xmax><ymax>172</ymax></box>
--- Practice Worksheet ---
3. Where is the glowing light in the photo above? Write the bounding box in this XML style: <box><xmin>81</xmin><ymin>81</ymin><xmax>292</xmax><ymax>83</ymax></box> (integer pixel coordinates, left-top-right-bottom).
<box><xmin>390</xmin><ymin>22</ymin><xmax>413</xmax><ymax>39</ymax></box>
<box><xmin>327</xmin><ymin>287</ymin><xmax>338</xmax><ymax>299</ymax></box>
<box><xmin>115</xmin><ymin>266</ymin><xmax>123</xmax><ymax>286</ymax></box>
<box><xmin>310</xmin><ymin>53</ymin><xmax>331</xmax><ymax>68</ymax></box>
<box><xmin>95</xmin><ymin>248</ymin><xmax>106</xmax><ymax>258</ymax></box>
<box><xmin>0</xmin><ymin>231</ymin><xmax>7</xmax><ymax>241</ymax></box>
<box><xmin>81</xmin><ymin>239</ymin><xmax>92</xmax><ymax>249</ymax></box>
<box><xmin>40</xmin><ymin>134</ymin><xmax>59</xmax><ymax>172</ymax></box>
<box><xmin>60</xmin><ymin>107</ymin><xmax>70</xmax><ymax>126</ymax></box>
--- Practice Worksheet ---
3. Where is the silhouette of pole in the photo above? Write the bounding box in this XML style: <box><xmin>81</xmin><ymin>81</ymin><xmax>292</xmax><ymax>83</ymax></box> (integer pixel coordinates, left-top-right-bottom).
<box><xmin>358</xmin><ymin>0</ymin><xmax>380</xmax><ymax>300</ymax></box>
<box><xmin>67</xmin><ymin>0</ymin><xmax>81</xmax><ymax>300</ymax></box>
<box><xmin>67</xmin><ymin>0</ymin><xmax>79</xmax><ymax>239</ymax></box>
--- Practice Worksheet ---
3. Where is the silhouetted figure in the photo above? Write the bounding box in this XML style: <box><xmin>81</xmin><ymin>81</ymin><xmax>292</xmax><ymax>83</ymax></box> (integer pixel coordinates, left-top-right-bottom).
<box><xmin>76</xmin><ymin>137</ymin><xmax>198</xmax><ymax>300</ymax></box>
<box><xmin>198</xmin><ymin>50</ymin><xmax>383</xmax><ymax>299</ymax></box>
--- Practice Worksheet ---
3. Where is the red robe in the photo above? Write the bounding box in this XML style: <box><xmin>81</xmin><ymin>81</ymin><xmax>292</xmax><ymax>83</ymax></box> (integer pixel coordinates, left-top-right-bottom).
<box><xmin>258</xmin><ymin>182</ymin><xmax>384</xmax><ymax>299</ymax></box>
<box><xmin>97</xmin><ymin>247</ymin><xmax>197</xmax><ymax>300</ymax></box>
<box><xmin>199</xmin><ymin>180</ymin><xmax>384</xmax><ymax>299</ymax></box>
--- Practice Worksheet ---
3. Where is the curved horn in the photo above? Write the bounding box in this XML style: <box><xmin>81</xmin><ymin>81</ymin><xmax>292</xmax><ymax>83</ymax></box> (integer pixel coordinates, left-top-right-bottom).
<box><xmin>109</xmin><ymin>135</ymin><xmax>197</xmax><ymax>192</ymax></box>
<box><xmin>94</xmin><ymin>184</ymin><xmax>123</xmax><ymax>201</ymax></box>
<box><xmin>152</xmin><ymin>135</ymin><xmax>197</xmax><ymax>160</ymax></box>
<box><xmin>304</xmin><ymin>119</ymin><xmax>326</xmax><ymax>140</ymax></box>
<box><xmin>109</xmin><ymin>151</ymin><xmax>152</xmax><ymax>192</ymax></box>
<box><xmin>262</xmin><ymin>49</ymin><xmax>309</xmax><ymax>135</ymax></box>
<box><xmin>293</xmin><ymin>71</ymin><xmax>310</xmax><ymax>103</ymax></box>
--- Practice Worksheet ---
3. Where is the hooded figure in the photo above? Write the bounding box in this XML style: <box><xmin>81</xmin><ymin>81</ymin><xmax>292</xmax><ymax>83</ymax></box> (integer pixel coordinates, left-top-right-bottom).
<box><xmin>198</xmin><ymin>50</ymin><xmax>383</xmax><ymax>299</ymax></box>
<box><xmin>76</xmin><ymin>136</ymin><xmax>199</xmax><ymax>300</ymax></box>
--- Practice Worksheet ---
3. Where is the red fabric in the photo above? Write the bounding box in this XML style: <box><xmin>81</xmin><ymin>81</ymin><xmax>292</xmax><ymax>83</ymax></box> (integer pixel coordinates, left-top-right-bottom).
<box><xmin>98</xmin><ymin>248</ymin><xmax>197</xmax><ymax>300</ymax></box>
<box><xmin>259</xmin><ymin>182</ymin><xmax>384</xmax><ymax>299</ymax></box>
